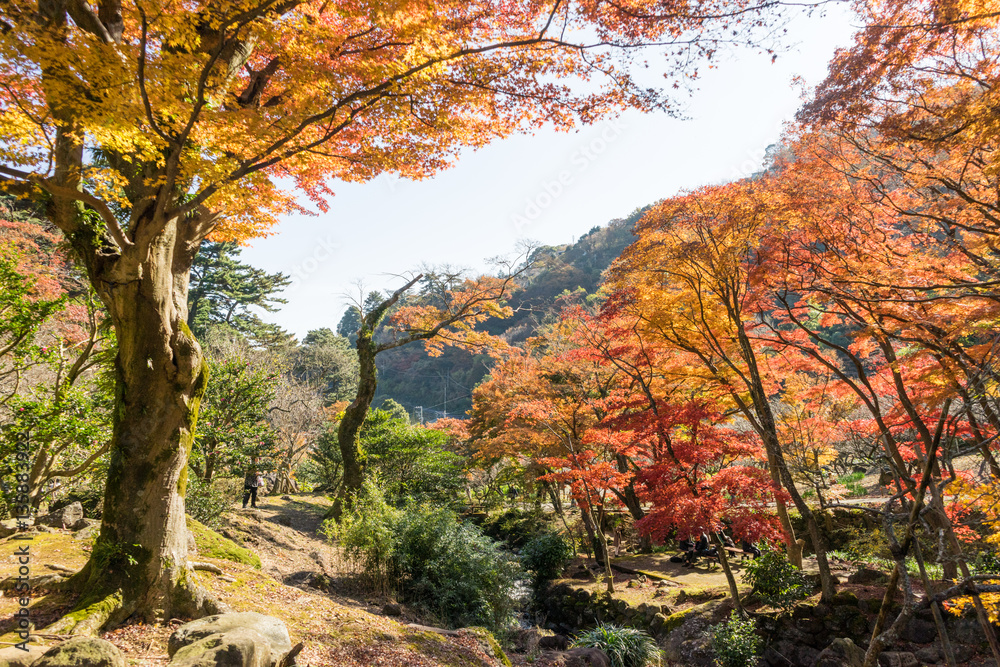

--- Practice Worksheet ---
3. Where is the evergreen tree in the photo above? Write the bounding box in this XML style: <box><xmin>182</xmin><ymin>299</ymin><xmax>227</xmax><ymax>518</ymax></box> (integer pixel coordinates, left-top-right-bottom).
<box><xmin>336</xmin><ymin>292</ymin><xmax>385</xmax><ymax>345</ymax></box>
<box><xmin>188</xmin><ymin>242</ymin><xmax>293</xmax><ymax>347</ymax></box>
<box><xmin>292</xmin><ymin>328</ymin><xmax>359</xmax><ymax>405</ymax></box>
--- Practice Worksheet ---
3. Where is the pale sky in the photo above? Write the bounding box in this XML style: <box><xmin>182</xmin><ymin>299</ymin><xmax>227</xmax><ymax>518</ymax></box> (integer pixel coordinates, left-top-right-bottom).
<box><xmin>241</xmin><ymin>6</ymin><xmax>859</xmax><ymax>339</ymax></box>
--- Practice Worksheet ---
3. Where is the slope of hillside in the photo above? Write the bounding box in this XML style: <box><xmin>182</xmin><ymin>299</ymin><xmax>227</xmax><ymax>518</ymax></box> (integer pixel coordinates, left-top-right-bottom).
<box><xmin>374</xmin><ymin>208</ymin><xmax>647</xmax><ymax>420</ymax></box>
<box><xmin>0</xmin><ymin>497</ymin><xmax>508</xmax><ymax>667</ymax></box>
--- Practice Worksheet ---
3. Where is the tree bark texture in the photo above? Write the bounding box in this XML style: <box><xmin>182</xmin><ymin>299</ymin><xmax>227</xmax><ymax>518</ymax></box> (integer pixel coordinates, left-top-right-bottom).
<box><xmin>46</xmin><ymin>212</ymin><xmax>221</xmax><ymax>633</ymax></box>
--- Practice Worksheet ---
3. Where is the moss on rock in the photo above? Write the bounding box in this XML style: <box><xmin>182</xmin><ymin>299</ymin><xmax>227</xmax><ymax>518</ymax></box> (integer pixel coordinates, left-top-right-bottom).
<box><xmin>186</xmin><ymin>517</ymin><xmax>261</xmax><ymax>569</ymax></box>
<box><xmin>463</xmin><ymin>627</ymin><xmax>512</xmax><ymax>667</ymax></box>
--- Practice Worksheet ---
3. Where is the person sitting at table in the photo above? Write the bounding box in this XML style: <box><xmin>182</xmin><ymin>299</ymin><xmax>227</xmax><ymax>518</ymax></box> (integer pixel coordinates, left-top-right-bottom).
<box><xmin>740</xmin><ymin>538</ymin><xmax>761</xmax><ymax>559</ymax></box>
<box><xmin>683</xmin><ymin>533</ymin><xmax>712</xmax><ymax>567</ymax></box>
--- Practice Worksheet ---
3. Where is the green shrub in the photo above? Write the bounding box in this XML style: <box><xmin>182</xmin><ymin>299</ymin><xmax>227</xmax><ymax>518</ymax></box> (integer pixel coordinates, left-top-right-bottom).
<box><xmin>186</xmin><ymin>476</ymin><xmax>241</xmax><ymax>529</ymax></box>
<box><xmin>324</xmin><ymin>481</ymin><xmax>524</xmax><ymax>638</ymax></box>
<box><xmin>521</xmin><ymin>531</ymin><xmax>572</xmax><ymax>590</ymax></box>
<box><xmin>572</xmin><ymin>624</ymin><xmax>660</xmax><ymax>667</ymax></box>
<box><xmin>395</xmin><ymin>504</ymin><xmax>524</xmax><ymax>637</ymax></box>
<box><xmin>972</xmin><ymin>550</ymin><xmax>1000</xmax><ymax>575</ymax></box>
<box><xmin>321</xmin><ymin>478</ymin><xmax>400</xmax><ymax>593</ymax></box>
<box><xmin>742</xmin><ymin>542</ymin><xmax>808</xmax><ymax>610</ymax></box>
<box><xmin>843</xmin><ymin>526</ymin><xmax>893</xmax><ymax>562</ymax></box>
<box><xmin>710</xmin><ymin>612</ymin><xmax>761</xmax><ymax>667</ymax></box>
<box><xmin>480</xmin><ymin>507</ymin><xmax>546</xmax><ymax>548</ymax></box>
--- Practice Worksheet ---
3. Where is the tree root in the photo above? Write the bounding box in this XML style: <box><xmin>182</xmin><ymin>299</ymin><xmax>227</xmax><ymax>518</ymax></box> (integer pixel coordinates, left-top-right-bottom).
<box><xmin>41</xmin><ymin>564</ymin><xmax>228</xmax><ymax>636</ymax></box>
<box><xmin>43</xmin><ymin>590</ymin><xmax>129</xmax><ymax>636</ymax></box>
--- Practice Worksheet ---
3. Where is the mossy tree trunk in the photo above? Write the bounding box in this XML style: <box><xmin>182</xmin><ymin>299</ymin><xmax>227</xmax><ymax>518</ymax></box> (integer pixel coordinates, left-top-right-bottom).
<box><xmin>43</xmin><ymin>188</ymin><xmax>223</xmax><ymax>633</ymax></box>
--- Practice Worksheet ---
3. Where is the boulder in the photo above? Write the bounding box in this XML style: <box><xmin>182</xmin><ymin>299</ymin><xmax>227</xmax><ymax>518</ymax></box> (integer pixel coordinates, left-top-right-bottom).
<box><xmin>946</xmin><ymin>616</ymin><xmax>984</xmax><ymax>645</ymax></box>
<box><xmin>912</xmin><ymin>647</ymin><xmax>940</xmax><ymax>664</ymax></box>
<box><xmin>762</xmin><ymin>640</ymin><xmax>819</xmax><ymax>667</ymax></box>
<box><xmin>831</xmin><ymin>591</ymin><xmax>859</xmax><ymax>607</ymax></box>
<box><xmin>168</xmin><ymin>627</ymin><xmax>271</xmax><ymax>667</ymax></box>
<box><xmin>848</xmin><ymin>568</ymin><xmax>889</xmax><ymax>585</ymax></box>
<box><xmin>877</xmin><ymin>652</ymin><xmax>918</xmax><ymax>667</ymax></box>
<box><xmin>538</xmin><ymin>634</ymin><xmax>570</xmax><ymax>651</ymax></box>
<box><xmin>382</xmin><ymin>603</ymin><xmax>403</xmax><ymax>617</ymax></box>
<box><xmin>0</xmin><ymin>643</ymin><xmax>49</xmax><ymax>667</ymax></box>
<box><xmin>562</xmin><ymin>647</ymin><xmax>612</xmax><ymax>667</ymax></box>
<box><xmin>813</xmin><ymin>638</ymin><xmax>865</xmax><ymax>667</ymax></box>
<box><xmin>35</xmin><ymin>502</ymin><xmax>84</xmax><ymax>529</ymax></box>
<box><xmin>72</xmin><ymin>520</ymin><xmax>100</xmax><ymax>541</ymax></box>
<box><xmin>902</xmin><ymin>618</ymin><xmax>936</xmax><ymax>644</ymax></box>
<box><xmin>168</xmin><ymin>612</ymin><xmax>292</xmax><ymax>665</ymax></box>
<box><xmin>662</xmin><ymin>599</ymin><xmax>732</xmax><ymax>667</ymax></box>
<box><xmin>32</xmin><ymin>637</ymin><xmax>125</xmax><ymax>667</ymax></box>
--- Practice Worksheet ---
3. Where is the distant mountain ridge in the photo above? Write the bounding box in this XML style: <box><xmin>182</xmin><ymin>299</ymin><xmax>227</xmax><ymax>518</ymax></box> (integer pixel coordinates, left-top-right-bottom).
<box><xmin>374</xmin><ymin>206</ymin><xmax>650</xmax><ymax>420</ymax></box>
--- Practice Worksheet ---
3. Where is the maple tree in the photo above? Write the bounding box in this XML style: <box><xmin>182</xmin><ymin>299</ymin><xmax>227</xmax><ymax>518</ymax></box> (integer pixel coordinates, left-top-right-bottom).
<box><xmin>465</xmin><ymin>315</ymin><xmax>623</xmax><ymax>571</ymax></box>
<box><xmin>603</xmin><ymin>179</ymin><xmax>839</xmax><ymax>601</ymax></box>
<box><xmin>0</xmin><ymin>0</ymin><xmax>799</xmax><ymax>629</ymax></box>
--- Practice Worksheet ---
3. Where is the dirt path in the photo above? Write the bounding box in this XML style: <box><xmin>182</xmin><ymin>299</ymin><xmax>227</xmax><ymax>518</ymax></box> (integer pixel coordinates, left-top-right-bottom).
<box><xmin>215</xmin><ymin>494</ymin><xmax>398</xmax><ymax>614</ymax></box>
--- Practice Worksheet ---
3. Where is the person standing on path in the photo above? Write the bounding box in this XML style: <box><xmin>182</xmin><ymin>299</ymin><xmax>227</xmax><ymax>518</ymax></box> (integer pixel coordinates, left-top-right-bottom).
<box><xmin>243</xmin><ymin>469</ymin><xmax>261</xmax><ymax>508</ymax></box>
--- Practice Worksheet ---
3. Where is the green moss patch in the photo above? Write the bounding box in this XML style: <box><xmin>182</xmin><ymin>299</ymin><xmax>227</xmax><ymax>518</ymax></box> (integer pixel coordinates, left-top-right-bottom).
<box><xmin>187</xmin><ymin>517</ymin><xmax>261</xmax><ymax>569</ymax></box>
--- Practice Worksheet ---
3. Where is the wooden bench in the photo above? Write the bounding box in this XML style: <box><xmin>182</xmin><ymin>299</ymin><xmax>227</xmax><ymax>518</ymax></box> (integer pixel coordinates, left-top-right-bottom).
<box><xmin>724</xmin><ymin>546</ymin><xmax>747</xmax><ymax>561</ymax></box>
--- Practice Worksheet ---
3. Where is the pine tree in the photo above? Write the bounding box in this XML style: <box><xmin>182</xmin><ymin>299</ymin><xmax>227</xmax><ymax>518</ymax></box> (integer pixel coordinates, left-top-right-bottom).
<box><xmin>188</xmin><ymin>242</ymin><xmax>293</xmax><ymax>348</ymax></box>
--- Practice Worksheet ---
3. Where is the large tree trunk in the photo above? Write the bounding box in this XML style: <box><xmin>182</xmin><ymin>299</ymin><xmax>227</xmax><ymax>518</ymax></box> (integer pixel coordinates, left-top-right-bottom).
<box><xmin>48</xmin><ymin>215</ymin><xmax>222</xmax><ymax>634</ymax></box>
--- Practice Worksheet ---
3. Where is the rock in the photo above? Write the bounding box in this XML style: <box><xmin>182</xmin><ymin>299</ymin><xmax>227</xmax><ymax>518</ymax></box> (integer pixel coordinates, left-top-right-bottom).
<box><xmin>813</xmin><ymin>638</ymin><xmax>866</xmax><ymax>667</ymax></box>
<box><xmin>168</xmin><ymin>627</ymin><xmax>271</xmax><ymax>667</ymax></box>
<box><xmin>903</xmin><ymin>618</ymin><xmax>936</xmax><ymax>644</ymax></box>
<box><xmin>382</xmin><ymin>603</ymin><xmax>403</xmax><ymax>617</ymax></box>
<box><xmin>281</xmin><ymin>495</ymin><xmax>292</xmax><ymax>500</ymax></box>
<box><xmin>168</xmin><ymin>612</ymin><xmax>292</xmax><ymax>665</ymax></box>
<box><xmin>795</xmin><ymin>604</ymin><xmax>817</xmax><ymax>619</ymax></box>
<box><xmin>0</xmin><ymin>519</ymin><xmax>19</xmax><ymax>538</ymax></box>
<box><xmin>662</xmin><ymin>599</ymin><xmax>732</xmax><ymax>667</ymax></box>
<box><xmin>539</xmin><ymin>634</ymin><xmax>570</xmax><ymax>651</ymax></box>
<box><xmin>913</xmin><ymin>647</ymin><xmax>940</xmax><ymax>664</ymax></box>
<box><xmin>796</xmin><ymin>614</ymin><xmax>825</xmax><ymax>635</ymax></box>
<box><xmin>952</xmin><ymin>644</ymin><xmax>976</xmax><ymax>663</ymax></box>
<box><xmin>847</xmin><ymin>568</ymin><xmax>889</xmax><ymax>585</ymax></box>
<box><xmin>831</xmin><ymin>591</ymin><xmax>859</xmax><ymax>607</ymax></box>
<box><xmin>310</xmin><ymin>550</ymin><xmax>335</xmax><ymax>577</ymax></box>
<box><xmin>72</xmin><ymin>520</ymin><xmax>100</xmax><ymax>541</ymax></box>
<box><xmin>33</xmin><ymin>637</ymin><xmax>125</xmax><ymax>667</ymax></box>
<box><xmin>0</xmin><ymin>643</ymin><xmax>48</xmax><ymax>667</ymax></box>
<box><xmin>563</xmin><ymin>647</ymin><xmax>612</xmax><ymax>667</ymax></box>
<box><xmin>763</xmin><ymin>640</ymin><xmax>819</xmax><ymax>667</ymax></box>
<box><xmin>35</xmin><ymin>502</ymin><xmax>84</xmax><ymax>529</ymax></box>
<box><xmin>877</xmin><ymin>652</ymin><xmax>918</xmax><ymax>667</ymax></box>
<box><xmin>947</xmin><ymin>616</ymin><xmax>983</xmax><ymax>645</ymax></box>
<box><xmin>458</xmin><ymin>628</ymin><xmax>511</xmax><ymax>667</ymax></box>
<box><xmin>649</xmin><ymin>613</ymin><xmax>667</xmax><ymax>635</ymax></box>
